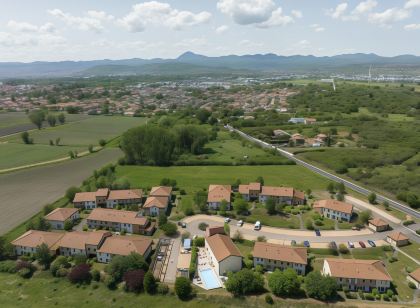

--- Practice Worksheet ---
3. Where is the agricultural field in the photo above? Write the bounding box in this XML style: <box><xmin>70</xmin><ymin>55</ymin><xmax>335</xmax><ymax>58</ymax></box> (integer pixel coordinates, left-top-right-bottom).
<box><xmin>0</xmin><ymin>115</ymin><xmax>146</xmax><ymax>170</ymax></box>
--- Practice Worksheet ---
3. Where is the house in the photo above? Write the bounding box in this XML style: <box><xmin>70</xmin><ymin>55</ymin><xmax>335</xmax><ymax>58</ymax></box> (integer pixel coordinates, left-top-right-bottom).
<box><xmin>315</xmin><ymin>133</ymin><xmax>328</xmax><ymax>142</ymax></box>
<box><xmin>149</xmin><ymin>186</ymin><xmax>172</xmax><ymax>203</ymax></box>
<box><xmin>288</xmin><ymin>118</ymin><xmax>306</xmax><ymax>124</ymax></box>
<box><xmin>106</xmin><ymin>189</ymin><xmax>143</xmax><ymax>209</ymax></box>
<box><xmin>207</xmin><ymin>185</ymin><xmax>232</xmax><ymax>210</ymax></box>
<box><xmin>313</xmin><ymin>199</ymin><xmax>353</xmax><ymax>222</ymax></box>
<box><xmin>11</xmin><ymin>230</ymin><xmax>64</xmax><ymax>256</ymax></box>
<box><xmin>291</xmin><ymin>133</ymin><xmax>305</xmax><ymax>145</ymax></box>
<box><xmin>259</xmin><ymin>186</ymin><xmax>305</xmax><ymax>205</ymax></box>
<box><xmin>205</xmin><ymin>233</ymin><xmax>242</xmax><ymax>276</ymax></box>
<box><xmin>407</xmin><ymin>268</ymin><xmax>420</xmax><ymax>289</ymax></box>
<box><xmin>253</xmin><ymin>242</ymin><xmax>307</xmax><ymax>275</ymax></box>
<box><xmin>322</xmin><ymin>258</ymin><xmax>392</xmax><ymax>292</ymax></box>
<box><xmin>58</xmin><ymin>230</ymin><xmax>111</xmax><ymax>257</ymax></box>
<box><xmin>177</xmin><ymin>253</ymin><xmax>192</xmax><ymax>278</ymax></box>
<box><xmin>387</xmin><ymin>231</ymin><xmax>409</xmax><ymax>247</ymax></box>
<box><xmin>96</xmin><ymin>235</ymin><xmax>153</xmax><ymax>263</ymax></box>
<box><xmin>45</xmin><ymin>208</ymin><xmax>80</xmax><ymax>230</ymax></box>
<box><xmin>73</xmin><ymin>191</ymin><xmax>101</xmax><ymax>209</ymax></box>
<box><xmin>205</xmin><ymin>226</ymin><xmax>225</xmax><ymax>237</ymax></box>
<box><xmin>304</xmin><ymin>118</ymin><xmax>317</xmax><ymax>125</ymax></box>
<box><xmin>239</xmin><ymin>182</ymin><xmax>261</xmax><ymax>201</ymax></box>
<box><xmin>87</xmin><ymin>208</ymin><xmax>155</xmax><ymax>235</ymax></box>
<box><xmin>143</xmin><ymin>196</ymin><xmax>169</xmax><ymax>216</ymax></box>
<box><xmin>368</xmin><ymin>218</ymin><xmax>389</xmax><ymax>232</ymax></box>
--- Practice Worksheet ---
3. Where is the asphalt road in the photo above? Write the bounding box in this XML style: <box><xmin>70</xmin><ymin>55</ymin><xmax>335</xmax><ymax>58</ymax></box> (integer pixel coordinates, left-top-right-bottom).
<box><xmin>0</xmin><ymin>148</ymin><xmax>123</xmax><ymax>235</ymax></box>
<box><xmin>226</xmin><ymin>125</ymin><xmax>420</xmax><ymax>220</ymax></box>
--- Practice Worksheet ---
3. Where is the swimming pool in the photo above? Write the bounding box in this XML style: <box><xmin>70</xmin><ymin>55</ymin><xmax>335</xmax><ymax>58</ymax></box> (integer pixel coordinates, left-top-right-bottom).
<box><xmin>199</xmin><ymin>268</ymin><xmax>221</xmax><ymax>289</ymax></box>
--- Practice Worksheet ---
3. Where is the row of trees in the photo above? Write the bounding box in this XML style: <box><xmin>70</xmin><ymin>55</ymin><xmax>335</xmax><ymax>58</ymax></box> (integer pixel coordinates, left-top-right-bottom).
<box><xmin>28</xmin><ymin>110</ymin><xmax>65</xmax><ymax>130</ymax></box>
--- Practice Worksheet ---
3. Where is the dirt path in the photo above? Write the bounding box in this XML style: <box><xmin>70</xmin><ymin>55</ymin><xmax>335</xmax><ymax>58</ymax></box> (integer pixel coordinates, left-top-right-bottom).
<box><xmin>0</xmin><ymin>148</ymin><xmax>122</xmax><ymax>235</ymax></box>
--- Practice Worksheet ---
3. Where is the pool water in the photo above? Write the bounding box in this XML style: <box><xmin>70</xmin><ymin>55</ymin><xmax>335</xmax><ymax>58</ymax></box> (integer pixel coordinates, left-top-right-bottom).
<box><xmin>199</xmin><ymin>268</ymin><xmax>222</xmax><ymax>289</ymax></box>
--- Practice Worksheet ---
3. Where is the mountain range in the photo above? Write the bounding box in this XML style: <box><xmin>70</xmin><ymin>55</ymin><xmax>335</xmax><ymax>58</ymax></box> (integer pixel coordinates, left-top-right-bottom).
<box><xmin>2</xmin><ymin>52</ymin><xmax>420</xmax><ymax>79</ymax></box>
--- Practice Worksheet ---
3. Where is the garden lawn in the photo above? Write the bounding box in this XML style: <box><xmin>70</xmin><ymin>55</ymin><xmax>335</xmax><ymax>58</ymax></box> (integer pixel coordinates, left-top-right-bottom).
<box><xmin>244</xmin><ymin>207</ymin><xmax>300</xmax><ymax>229</ymax></box>
<box><xmin>399</xmin><ymin>242</ymin><xmax>420</xmax><ymax>260</ymax></box>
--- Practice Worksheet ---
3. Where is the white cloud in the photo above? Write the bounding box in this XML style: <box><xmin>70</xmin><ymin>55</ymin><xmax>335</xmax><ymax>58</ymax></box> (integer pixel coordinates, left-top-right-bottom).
<box><xmin>291</xmin><ymin>10</ymin><xmax>303</xmax><ymax>19</ymax></box>
<box><xmin>0</xmin><ymin>31</ymin><xmax>65</xmax><ymax>48</ymax></box>
<box><xmin>405</xmin><ymin>0</ymin><xmax>420</xmax><ymax>9</ymax></box>
<box><xmin>353</xmin><ymin>0</ymin><xmax>377</xmax><ymax>14</ymax></box>
<box><xmin>215</xmin><ymin>25</ymin><xmax>229</xmax><ymax>33</ymax></box>
<box><xmin>217</xmin><ymin>0</ymin><xmax>295</xmax><ymax>28</ymax></box>
<box><xmin>118</xmin><ymin>1</ymin><xmax>211</xmax><ymax>32</ymax></box>
<box><xmin>310</xmin><ymin>24</ymin><xmax>325</xmax><ymax>32</ymax></box>
<box><xmin>174</xmin><ymin>38</ymin><xmax>207</xmax><ymax>48</ymax></box>
<box><xmin>368</xmin><ymin>8</ymin><xmax>411</xmax><ymax>26</ymax></box>
<box><xmin>48</xmin><ymin>9</ymin><xmax>114</xmax><ymax>32</ymax></box>
<box><xmin>404</xmin><ymin>23</ymin><xmax>420</xmax><ymax>30</ymax></box>
<box><xmin>7</xmin><ymin>20</ymin><xmax>56</xmax><ymax>34</ymax></box>
<box><xmin>327</xmin><ymin>3</ymin><xmax>348</xmax><ymax>19</ymax></box>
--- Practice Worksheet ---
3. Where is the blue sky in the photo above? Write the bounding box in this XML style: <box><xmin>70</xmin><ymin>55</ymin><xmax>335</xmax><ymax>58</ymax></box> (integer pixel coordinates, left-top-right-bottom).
<box><xmin>1</xmin><ymin>0</ymin><xmax>420</xmax><ymax>62</ymax></box>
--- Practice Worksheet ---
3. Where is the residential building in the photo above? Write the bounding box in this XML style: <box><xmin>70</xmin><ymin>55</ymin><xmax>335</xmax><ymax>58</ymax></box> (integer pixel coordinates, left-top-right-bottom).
<box><xmin>313</xmin><ymin>199</ymin><xmax>353</xmax><ymax>222</ymax></box>
<box><xmin>252</xmin><ymin>242</ymin><xmax>307</xmax><ymax>275</ymax></box>
<box><xmin>259</xmin><ymin>186</ymin><xmax>305</xmax><ymax>205</ymax></box>
<box><xmin>322</xmin><ymin>258</ymin><xmax>392</xmax><ymax>292</ymax></box>
<box><xmin>73</xmin><ymin>191</ymin><xmax>101</xmax><ymax>209</ymax></box>
<box><xmin>97</xmin><ymin>236</ymin><xmax>152</xmax><ymax>263</ymax></box>
<box><xmin>305</xmin><ymin>118</ymin><xmax>317</xmax><ymax>125</ymax></box>
<box><xmin>45</xmin><ymin>208</ymin><xmax>80</xmax><ymax>230</ymax></box>
<box><xmin>143</xmin><ymin>196</ymin><xmax>169</xmax><ymax>216</ymax></box>
<box><xmin>87</xmin><ymin>208</ymin><xmax>155</xmax><ymax>235</ymax></box>
<box><xmin>207</xmin><ymin>185</ymin><xmax>232</xmax><ymax>210</ymax></box>
<box><xmin>205</xmin><ymin>233</ymin><xmax>242</xmax><ymax>276</ymax></box>
<box><xmin>205</xmin><ymin>226</ymin><xmax>225</xmax><ymax>237</ymax></box>
<box><xmin>58</xmin><ymin>230</ymin><xmax>111</xmax><ymax>257</ymax></box>
<box><xmin>177</xmin><ymin>253</ymin><xmax>192</xmax><ymax>278</ymax></box>
<box><xmin>239</xmin><ymin>182</ymin><xmax>261</xmax><ymax>201</ymax></box>
<box><xmin>11</xmin><ymin>230</ymin><xmax>64</xmax><ymax>256</ymax></box>
<box><xmin>407</xmin><ymin>268</ymin><xmax>420</xmax><ymax>289</ymax></box>
<box><xmin>368</xmin><ymin>218</ymin><xmax>389</xmax><ymax>232</ymax></box>
<box><xmin>387</xmin><ymin>231</ymin><xmax>409</xmax><ymax>247</ymax></box>
<box><xmin>149</xmin><ymin>186</ymin><xmax>172</xmax><ymax>203</ymax></box>
<box><xmin>105</xmin><ymin>189</ymin><xmax>143</xmax><ymax>208</ymax></box>
<box><xmin>291</xmin><ymin>133</ymin><xmax>305</xmax><ymax>145</ymax></box>
<box><xmin>288</xmin><ymin>118</ymin><xmax>306</xmax><ymax>124</ymax></box>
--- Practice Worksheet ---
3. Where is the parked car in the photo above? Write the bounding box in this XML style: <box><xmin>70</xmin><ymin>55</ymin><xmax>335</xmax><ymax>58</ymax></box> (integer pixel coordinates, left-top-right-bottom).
<box><xmin>237</xmin><ymin>220</ymin><xmax>243</xmax><ymax>227</ymax></box>
<box><xmin>157</xmin><ymin>254</ymin><xmax>164</xmax><ymax>261</ymax></box>
<box><xmin>352</xmin><ymin>226</ymin><xmax>360</xmax><ymax>231</ymax></box>
<box><xmin>367</xmin><ymin>240</ymin><xmax>376</xmax><ymax>247</ymax></box>
<box><xmin>329</xmin><ymin>241</ymin><xmax>337</xmax><ymax>250</ymax></box>
<box><xmin>347</xmin><ymin>241</ymin><xmax>354</xmax><ymax>248</ymax></box>
<box><xmin>224</xmin><ymin>217</ymin><xmax>231</xmax><ymax>223</ymax></box>
<box><xmin>359</xmin><ymin>241</ymin><xmax>366</xmax><ymax>248</ymax></box>
<box><xmin>315</xmin><ymin>229</ymin><xmax>321</xmax><ymax>236</ymax></box>
<box><xmin>291</xmin><ymin>240</ymin><xmax>297</xmax><ymax>246</ymax></box>
<box><xmin>181</xmin><ymin>222</ymin><xmax>186</xmax><ymax>228</ymax></box>
<box><xmin>303</xmin><ymin>241</ymin><xmax>310</xmax><ymax>247</ymax></box>
<box><xmin>254</xmin><ymin>221</ymin><xmax>261</xmax><ymax>230</ymax></box>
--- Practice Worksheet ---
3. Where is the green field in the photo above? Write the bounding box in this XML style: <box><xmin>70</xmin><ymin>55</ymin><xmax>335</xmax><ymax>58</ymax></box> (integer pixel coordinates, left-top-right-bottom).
<box><xmin>0</xmin><ymin>116</ymin><xmax>146</xmax><ymax>170</ymax></box>
<box><xmin>0</xmin><ymin>112</ymin><xmax>31</xmax><ymax>129</ymax></box>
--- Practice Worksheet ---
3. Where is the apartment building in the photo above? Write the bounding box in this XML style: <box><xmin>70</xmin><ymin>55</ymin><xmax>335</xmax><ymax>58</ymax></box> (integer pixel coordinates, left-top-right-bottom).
<box><xmin>205</xmin><ymin>233</ymin><xmax>242</xmax><ymax>276</ymax></box>
<box><xmin>259</xmin><ymin>186</ymin><xmax>305</xmax><ymax>205</ymax></box>
<box><xmin>11</xmin><ymin>230</ymin><xmax>64</xmax><ymax>256</ymax></box>
<box><xmin>207</xmin><ymin>185</ymin><xmax>232</xmax><ymax>210</ymax></box>
<box><xmin>97</xmin><ymin>235</ymin><xmax>152</xmax><ymax>263</ymax></box>
<box><xmin>58</xmin><ymin>230</ymin><xmax>111</xmax><ymax>257</ymax></box>
<box><xmin>44</xmin><ymin>208</ymin><xmax>79</xmax><ymax>230</ymax></box>
<box><xmin>313</xmin><ymin>199</ymin><xmax>353</xmax><ymax>222</ymax></box>
<box><xmin>73</xmin><ymin>188</ymin><xmax>142</xmax><ymax>209</ymax></box>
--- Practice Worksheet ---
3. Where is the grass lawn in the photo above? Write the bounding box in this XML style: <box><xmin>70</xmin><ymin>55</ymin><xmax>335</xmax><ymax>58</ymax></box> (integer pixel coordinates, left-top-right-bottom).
<box><xmin>399</xmin><ymin>242</ymin><xmax>420</xmax><ymax>260</ymax></box>
<box><xmin>234</xmin><ymin>240</ymin><xmax>255</xmax><ymax>257</ymax></box>
<box><xmin>244</xmin><ymin>206</ymin><xmax>300</xmax><ymax>229</ymax></box>
<box><xmin>301</xmin><ymin>210</ymin><xmax>335</xmax><ymax>230</ymax></box>
<box><xmin>5</xmin><ymin>116</ymin><xmax>146</xmax><ymax>147</ymax></box>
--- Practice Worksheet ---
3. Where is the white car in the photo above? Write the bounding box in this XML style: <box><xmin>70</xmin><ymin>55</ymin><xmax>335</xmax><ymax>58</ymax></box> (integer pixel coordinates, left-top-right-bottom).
<box><xmin>224</xmin><ymin>217</ymin><xmax>231</xmax><ymax>223</ymax></box>
<box><xmin>237</xmin><ymin>220</ymin><xmax>243</xmax><ymax>227</ymax></box>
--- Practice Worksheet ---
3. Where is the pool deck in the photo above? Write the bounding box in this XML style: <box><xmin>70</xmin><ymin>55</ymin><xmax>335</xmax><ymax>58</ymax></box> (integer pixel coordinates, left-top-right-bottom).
<box><xmin>193</xmin><ymin>247</ymin><xmax>224</xmax><ymax>290</ymax></box>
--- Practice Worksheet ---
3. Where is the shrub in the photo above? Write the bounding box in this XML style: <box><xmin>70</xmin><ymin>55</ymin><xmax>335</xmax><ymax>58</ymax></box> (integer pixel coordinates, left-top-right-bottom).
<box><xmin>388</xmin><ymin>256</ymin><xmax>398</xmax><ymax>263</ymax></box>
<box><xmin>68</xmin><ymin>264</ymin><xmax>92</xmax><ymax>284</ymax></box>
<box><xmin>364</xmin><ymin>293</ymin><xmax>374</xmax><ymax>300</ymax></box>
<box><xmin>383</xmin><ymin>294</ymin><xmax>390</xmax><ymax>301</ymax></box>
<box><xmin>143</xmin><ymin>271</ymin><xmax>157</xmax><ymax>294</ymax></box>
<box><xmin>403</xmin><ymin>220</ymin><xmax>415</xmax><ymax>226</ymax></box>
<box><xmin>161</xmin><ymin>222</ymin><xmax>177</xmax><ymax>236</ymax></box>
<box><xmin>198</xmin><ymin>222</ymin><xmax>209</xmax><ymax>231</ymax></box>
<box><xmin>408</xmin><ymin>281</ymin><xmax>416</xmax><ymax>289</ymax></box>
<box><xmin>157</xmin><ymin>283</ymin><xmax>169</xmax><ymax>295</ymax></box>
<box><xmin>91</xmin><ymin>269</ymin><xmax>100</xmax><ymax>282</ymax></box>
<box><xmin>305</xmin><ymin>271</ymin><xmax>337</xmax><ymax>300</ymax></box>
<box><xmin>175</xmin><ymin>277</ymin><xmax>192</xmax><ymax>300</ymax></box>
<box><xmin>0</xmin><ymin>260</ymin><xmax>17</xmax><ymax>273</ymax></box>
<box><xmin>104</xmin><ymin>275</ymin><xmax>117</xmax><ymax>289</ymax></box>
<box><xmin>106</xmin><ymin>252</ymin><xmax>148</xmax><ymax>282</ymax></box>
<box><xmin>338</xmin><ymin>243</ymin><xmax>349</xmax><ymax>254</ymax></box>
<box><xmin>56</xmin><ymin>268</ymin><xmax>69</xmax><ymax>277</ymax></box>
<box><xmin>64</xmin><ymin>220</ymin><xmax>73</xmax><ymax>231</ymax></box>
<box><xmin>74</xmin><ymin>254</ymin><xmax>87</xmax><ymax>265</ymax></box>
<box><xmin>15</xmin><ymin>260</ymin><xmax>35</xmax><ymax>273</ymax></box>
<box><xmin>225</xmin><ymin>269</ymin><xmax>264</xmax><ymax>296</ymax></box>
<box><xmin>268</xmin><ymin>268</ymin><xmax>301</xmax><ymax>297</ymax></box>
<box><xmin>193</xmin><ymin>237</ymin><xmax>205</xmax><ymax>247</ymax></box>
<box><xmin>18</xmin><ymin>267</ymin><xmax>32</xmax><ymax>279</ymax></box>
<box><xmin>265</xmin><ymin>294</ymin><xmax>274</xmax><ymax>304</ymax></box>
<box><xmin>51</xmin><ymin>256</ymin><xmax>71</xmax><ymax>277</ymax></box>
<box><xmin>386</xmin><ymin>289</ymin><xmax>394</xmax><ymax>297</ymax></box>
<box><xmin>382</xmin><ymin>245</ymin><xmax>392</xmax><ymax>251</ymax></box>
<box><xmin>305</xmin><ymin>219</ymin><xmax>314</xmax><ymax>230</ymax></box>
<box><xmin>123</xmin><ymin>269</ymin><xmax>145</xmax><ymax>292</ymax></box>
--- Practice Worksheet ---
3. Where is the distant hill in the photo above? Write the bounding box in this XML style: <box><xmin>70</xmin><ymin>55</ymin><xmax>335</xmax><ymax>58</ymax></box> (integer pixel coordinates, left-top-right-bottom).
<box><xmin>2</xmin><ymin>52</ymin><xmax>420</xmax><ymax>78</ymax></box>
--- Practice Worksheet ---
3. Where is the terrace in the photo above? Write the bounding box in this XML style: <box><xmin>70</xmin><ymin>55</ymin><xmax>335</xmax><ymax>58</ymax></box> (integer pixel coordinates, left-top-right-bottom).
<box><xmin>193</xmin><ymin>247</ymin><xmax>223</xmax><ymax>290</ymax></box>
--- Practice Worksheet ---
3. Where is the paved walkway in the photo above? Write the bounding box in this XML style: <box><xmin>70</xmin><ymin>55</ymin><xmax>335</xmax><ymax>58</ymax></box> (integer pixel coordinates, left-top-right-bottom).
<box><xmin>164</xmin><ymin>237</ymin><xmax>181</xmax><ymax>283</ymax></box>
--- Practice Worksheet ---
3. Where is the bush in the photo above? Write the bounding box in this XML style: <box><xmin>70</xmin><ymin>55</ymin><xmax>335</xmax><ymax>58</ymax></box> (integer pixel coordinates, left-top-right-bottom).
<box><xmin>161</xmin><ymin>222</ymin><xmax>177</xmax><ymax>236</ymax></box>
<box><xmin>198</xmin><ymin>222</ymin><xmax>209</xmax><ymax>231</ymax></box>
<box><xmin>64</xmin><ymin>220</ymin><xmax>73</xmax><ymax>231</ymax></box>
<box><xmin>0</xmin><ymin>260</ymin><xmax>17</xmax><ymax>273</ymax></box>
<box><xmin>143</xmin><ymin>271</ymin><xmax>157</xmax><ymax>294</ymax></box>
<box><xmin>403</xmin><ymin>220</ymin><xmax>415</xmax><ymax>226</ymax></box>
<box><xmin>388</xmin><ymin>256</ymin><xmax>398</xmax><ymax>263</ymax></box>
<box><xmin>305</xmin><ymin>219</ymin><xmax>314</xmax><ymax>230</ymax></box>
<box><xmin>51</xmin><ymin>256</ymin><xmax>71</xmax><ymax>277</ymax></box>
<box><xmin>268</xmin><ymin>268</ymin><xmax>301</xmax><ymax>297</ymax></box>
<box><xmin>225</xmin><ymin>269</ymin><xmax>264</xmax><ymax>296</ymax></box>
<box><xmin>68</xmin><ymin>264</ymin><xmax>92</xmax><ymax>284</ymax></box>
<box><xmin>157</xmin><ymin>283</ymin><xmax>169</xmax><ymax>295</ymax></box>
<box><xmin>104</xmin><ymin>275</ymin><xmax>117</xmax><ymax>289</ymax></box>
<box><xmin>364</xmin><ymin>293</ymin><xmax>374</xmax><ymax>300</ymax></box>
<box><xmin>175</xmin><ymin>277</ymin><xmax>192</xmax><ymax>300</ymax></box>
<box><xmin>74</xmin><ymin>254</ymin><xmax>87</xmax><ymax>265</ymax></box>
<box><xmin>305</xmin><ymin>271</ymin><xmax>337</xmax><ymax>300</ymax></box>
<box><xmin>338</xmin><ymin>243</ymin><xmax>349</xmax><ymax>254</ymax></box>
<box><xmin>91</xmin><ymin>269</ymin><xmax>100</xmax><ymax>282</ymax></box>
<box><xmin>56</xmin><ymin>268</ymin><xmax>69</xmax><ymax>277</ymax></box>
<box><xmin>408</xmin><ymin>281</ymin><xmax>416</xmax><ymax>289</ymax></box>
<box><xmin>383</xmin><ymin>294</ymin><xmax>390</xmax><ymax>301</ymax></box>
<box><xmin>193</xmin><ymin>237</ymin><xmax>205</xmax><ymax>247</ymax></box>
<box><xmin>106</xmin><ymin>253</ymin><xmax>148</xmax><ymax>282</ymax></box>
<box><xmin>123</xmin><ymin>269</ymin><xmax>145</xmax><ymax>292</ymax></box>
<box><xmin>18</xmin><ymin>267</ymin><xmax>33</xmax><ymax>279</ymax></box>
<box><xmin>265</xmin><ymin>294</ymin><xmax>274</xmax><ymax>304</ymax></box>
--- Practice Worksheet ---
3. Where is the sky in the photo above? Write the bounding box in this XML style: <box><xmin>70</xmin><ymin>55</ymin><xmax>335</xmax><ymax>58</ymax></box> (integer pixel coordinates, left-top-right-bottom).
<box><xmin>1</xmin><ymin>0</ymin><xmax>420</xmax><ymax>62</ymax></box>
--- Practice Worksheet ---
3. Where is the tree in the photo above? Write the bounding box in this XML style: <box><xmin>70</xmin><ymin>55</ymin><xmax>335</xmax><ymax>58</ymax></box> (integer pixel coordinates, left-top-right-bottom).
<box><xmin>106</xmin><ymin>252</ymin><xmax>148</xmax><ymax>281</ymax></box>
<box><xmin>256</xmin><ymin>176</ymin><xmax>264</xmax><ymax>186</ymax></box>
<box><xmin>327</xmin><ymin>182</ymin><xmax>335</xmax><ymax>194</ymax></box>
<box><xmin>143</xmin><ymin>271</ymin><xmax>157</xmax><ymax>294</ymax></box>
<box><xmin>158</xmin><ymin>212</ymin><xmax>168</xmax><ymax>226</ymax></box>
<box><xmin>47</xmin><ymin>114</ymin><xmax>56</xmax><ymax>127</ymax></box>
<box><xmin>88</xmin><ymin>144</ymin><xmax>94</xmax><ymax>153</ymax></box>
<box><xmin>233</xmin><ymin>196</ymin><xmax>249</xmax><ymax>215</ymax></box>
<box><xmin>268</xmin><ymin>268</ymin><xmax>301</xmax><ymax>297</ymax></box>
<box><xmin>336</xmin><ymin>182</ymin><xmax>346</xmax><ymax>194</ymax></box>
<box><xmin>161</xmin><ymin>222</ymin><xmax>177</xmax><ymax>236</ymax></box>
<box><xmin>196</xmin><ymin>109</ymin><xmax>211</xmax><ymax>124</ymax></box>
<box><xmin>29</xmin><ymin>110</ymin><xmax>45</xmax><ymax>129</ymax></box>
<box><xmin>219</xmin><ymin>200</ymin><xmax>228</xmax><ymax>215</ymax></box>
<box><xmin>21</xmin><ymin>131</ymin><xmax>33</xmax><ymax>144</ymax></box>
<box><xmin>0</xmin><ymin>237</ymin><xmax>7</xmax><ymax>260</ymax></box>
<box><xmin>123</xmin><ymin>269</ymin><xmax>145</xmax><ymax>292</ymax></box>
<box><xmin>175</xmin><ymin>276</ymin><xmax>192</xmax><ymax>300</ymax></box>
<box><xmin>55</xmin><ymin>137</ymin><xmax>60</xmax><ymax>146</ymax></box>
<box><xmin>358</xmin><ymin>210</ymin><xmax>372</xmax><ymax>225</ymax></box>
<box><xmin>368</xmin><ymin>192</ymin><xmax>377</xmax><ymax>204</ymax></box>
<box><xmin>35</xmin><ymin>243</ymin><xmax>53</xmax><ymax>269</ymax></box>
<box><xmin>65</xmin><ymin>186</ymin><xmax>81</xmax><ymax>201</ymax></box>
<box><xmin>58</xmin><ymin>113</ymin><xmax>65</xmax><ymax>124</ymax></box>
<box><xmin>194</xmin><ymin>190</ymin><xmax>208</xmax><ymax>213</ymax></box>
<box><xmin>266</xmin><ymin>197</ymin><xmax>276</xmax><ymax>215</ymax></box>
<box><xmin>68</xmin><ymin>263</ymin><xmax>91</xmax><ymax>284</ymax></box>
<box><xmin>50</xmin><ymin>256</ymin><xmax>71</xmax><ymax>277</ymax></box>
<box><xmin>64</xmin><ymin>220</ymin><xmax>73</xmax><ymax>231</ymax></box>
<box><xmin>305</xmin><ymin>271</ymin><xmax>337</xmax><ymax>300</ymax></box>
<box><xmin>224</xmin><ymin>222</ymin><xmax>230</xmax><ymax>237</ymax></box>
<box><xmin>225</xmin><ymin>268</ymin><xmax>264</xmax><ymax>296</ymax></box>
<box><xmin>99</xmin><ymin>139</ymin><xmax>106</xmax><ymax>147</ymax></box>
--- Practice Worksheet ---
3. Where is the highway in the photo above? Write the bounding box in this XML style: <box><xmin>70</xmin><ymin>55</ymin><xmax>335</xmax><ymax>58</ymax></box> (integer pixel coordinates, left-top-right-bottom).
<box><xmin>226</xmin><ymin>125</ymin><xmax>420</xmax><ymax>220</ymax></box>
